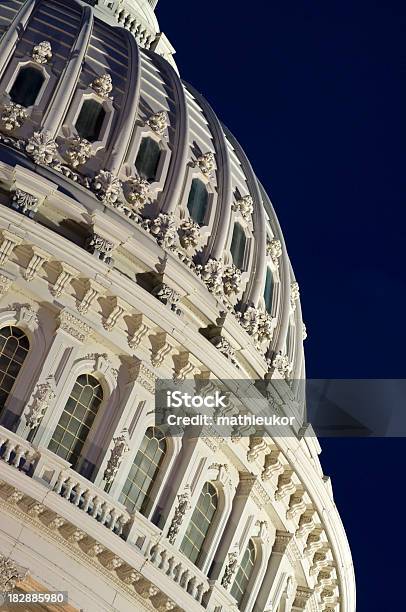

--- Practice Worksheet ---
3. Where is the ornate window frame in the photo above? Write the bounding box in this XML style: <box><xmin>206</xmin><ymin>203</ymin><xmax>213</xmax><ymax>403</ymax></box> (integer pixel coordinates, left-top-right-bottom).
<box><xmin>122</xmin><ymin>122</ymin><xmax>171</xmax><ymax>200</ymax></box>
<box><xmin>0</xmin><ymin>59</ymin><xmax>55</xmax><ymax>130</ymax></box>
<box><xmin>171</xmin><ymin>459</ymin><xmax>238</xmax><ymax>574</ymax></box>
<box><xmin>257</xmin><ymin>230</ymin><xmax>282</xmax><ymax>316</ymax></box>
<box><xmin>0</xmin><ymin>305</ymin><xmax>45</xmax><ymax>428</ymax></box>
<box><xmin>107</xmin><ymin>396</ymin><xmax>182</xmax><ymax>521</ymax></box>
<box><xmin>61</xmin><ymin>88</ymin><xmax>115</xmax><ymax>156</ymax></box>
<box><xmin>223</xmin><ymin>194</ymin><xmax>255</xmax><ymax>296</ymax></box>
<box><xmin>177</xmin><ymin>162</ymin><xmax>217</xmax><ymax>253</ymax></box>
<box><xmin>33</xmin><ymin>353</ymin><xmax>117</xmax><ymax>464</ymax></box>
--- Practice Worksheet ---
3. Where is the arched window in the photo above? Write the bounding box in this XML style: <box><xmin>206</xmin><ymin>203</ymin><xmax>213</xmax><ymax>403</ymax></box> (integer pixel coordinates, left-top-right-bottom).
<box><xmin>9</xmin><ymin>66</ymin><xmax>45</xmax><ymax>107</ymax></box>
<box><xmin>0</xmin><ymin>326</ymin><xmax>29</xmax><ymax>411</ymax></box>
<box><xmin>75</xmin><ymin>99</ymin><xmax>106</xmax><ymax>142</ymax></box>
<box><xmin>135</xmin><ymin>137</ymin><xmax>161</xmax><ymax>182</ymax></box>
<box><xmin>119</xmin><ymin>427</ymin><xmax>166</xmax><ymax>516</ymax></box>
<box><xmin>187</xmin><ymin>178</ymin><xmax>208</xmax><ymax>226</ymax></box>
<box><xmin>230</xmin><ymin>222</ymin><xmax>247</xmax><ymax>270</ymax></box>
<box><xmin>48</xmin><ymin>374</ymin><xmax>103</xmax><ymax>468</ymax></box>
<box><xmin>264</xmin><ymin>268</ymin><xmax>274</xmax><ymax>314</ymax></box>
<box><xmin>230</xmin><ymin>539</ymin><xmax>256</xmax><ymax>606</ymax></box>
<box><xmin>180</xmin><ymin>482</ymin><xmax>218</xmax><ymax>565</ymax></box>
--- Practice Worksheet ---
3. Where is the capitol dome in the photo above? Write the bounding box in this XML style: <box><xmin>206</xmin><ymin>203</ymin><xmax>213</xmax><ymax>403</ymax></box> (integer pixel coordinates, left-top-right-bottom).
<box><xmin>0</xmin><ymin>1</ymin><xmax>355</xmax><ymax>611</ymax></box>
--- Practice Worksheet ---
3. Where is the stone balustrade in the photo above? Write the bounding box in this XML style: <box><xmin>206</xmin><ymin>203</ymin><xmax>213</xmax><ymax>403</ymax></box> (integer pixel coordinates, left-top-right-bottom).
<box><xmin>99</xmin><ymin>0</ymin><xmax>156</xmax><ymax>48</ymax></box>
<box><xmin>148</xmin><ymin>539</ymin><xmax>211</xmax><ymax>606</ymax></box>
<box><xmin>0</xmin><ymin>427</ymin><xmax>39</xmax><ymax>473</ymax></box>
<box><xmin>52</xmin><ymin>469</ymin><xmax>132</xmax><ymax>538</ymax></box>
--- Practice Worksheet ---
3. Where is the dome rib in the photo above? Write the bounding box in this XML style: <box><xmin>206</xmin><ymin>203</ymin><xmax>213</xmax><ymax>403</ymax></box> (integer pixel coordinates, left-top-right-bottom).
<box><xmin>185</xmin><ymin>83</ymin><xmax>232</xmax><ymax>263</ymax></box>
<box><xmin>259</xmin><ymin>182</ymin><xmax>291</xmax><ymax>355</ymax></box>
<box><xmin>43</xmin><ymin>1</ymin><xmax>94</xmax><ymax>137</ymax></box>
<box><xmin>0</xmin><ymin>0</ymin><xmax>36</xmax><ymax>80</ymax></box>
<box><xmin>105</xmin><ymin>26</ymin><xmax>141</xmax><ymax>173</ymax></box>
<box><xmin>143</xmin><ymin>49</ymin><xmax>189</xmax><ymax>215</ymax></box>
<box><xmin>223</xmin><ymin>125</ymin><xmax>267</xmax><ymax>309</ymax></box>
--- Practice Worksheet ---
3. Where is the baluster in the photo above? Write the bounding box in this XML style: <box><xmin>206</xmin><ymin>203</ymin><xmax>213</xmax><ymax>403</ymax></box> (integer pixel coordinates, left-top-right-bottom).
<box><xmin>63</xmin><ymin>478</ymin><xmax>76</xmax><ymax>500</ymax></box>
<box><xmin>99</xmin><ymin>502</ymin><xmax>111</xmax><ymax>525</ymax></box>
<box><xmin>166</xmin><ymin>556</ymin><xmax>175</xmax><ymax>578</ymax></box>
<box><xmin>12</xmin><ymin>445</ymin><xmax>25</xmax><ymax>467</ymax></box>
<box><xmin>3</xmin><ymin>441</ymin><xmax>16</xmax><ymax>462</ymax></box>
<box><xmin>196</xmin><ymin>583</ymin><xmax>205</xmax><ymax>603</ymax></box>
<box><xmin>158</xmin><ymin>548</ymin><xmax>168</xmax><ymax>571</ymax></box>
<box><xmin>91</xmin><ymin>496</ymin><xmax>103</xmax><ymax>518</ymax></box>
<box><xmin>109</xmin><ymin>508</ymin><xmax>119</xmax><ymax>531</ymax></box>
<box><xmin>173</xmin><ymin>562</ymin><xmax>182</xmax><ymax>583</ymax></box>
<box><xmin>179</xmin><ymin>568</ymin><xmax>190</xmax><ymax>589</ymax></box>
<box><xmin>73</xmin><ymin>485</ymin><xmax>84</xmax><ymax>507</ymax></box>
<box><xmin>82</xmin><ymin>490</ymin><xmax>94</xmax><ymax>513</ymax></box>
<box><xmin>53</xmin><ymin>472</ymin><xmax>66</xmax><ymax>495</ymax></box>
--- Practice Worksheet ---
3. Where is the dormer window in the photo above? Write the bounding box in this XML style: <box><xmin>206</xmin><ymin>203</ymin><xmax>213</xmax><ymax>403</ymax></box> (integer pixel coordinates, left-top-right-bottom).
<box><xmin>230</xmin><ymin>222</ymin><xmax>246</xmax><ymax>270</ymax></box>
<box><xmin>75</xmin><ymin>99</ymin><xmax>106</xmax><ymax>142</ymax></box>
<box><xmin>264</xmin><ymin>267</ymin><xmax>274</xmax><ymax>314</ymax></box>
<box><xmin>135</xmin><ymin>137</ymin><xmax>161</xmax><ymax>182</ymax></box>
<box><xmin>187</xmin><ymin>178</ymin><xmax>208</xmax><ymax>226</ymax></box>
<box><xmin>9</xmin><ymin>66</ymin><xmax>45</xmax><ymax>107</ymax></box>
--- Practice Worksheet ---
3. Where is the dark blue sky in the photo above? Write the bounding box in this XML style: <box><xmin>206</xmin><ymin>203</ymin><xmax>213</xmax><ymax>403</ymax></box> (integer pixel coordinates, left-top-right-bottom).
<box><xmin>157</xmin><ymin>1</ymin><xmax>405</xmax><ymax>610</ymax></box>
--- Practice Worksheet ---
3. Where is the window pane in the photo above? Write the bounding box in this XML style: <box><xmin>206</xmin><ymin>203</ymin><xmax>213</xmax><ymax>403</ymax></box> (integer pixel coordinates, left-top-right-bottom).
<box><xmin>230</xmin><ymin>223</ymin><xmax>246</xmax><ymax>270</ymax></box>
<box><xmin>9</xmin><ymin>67</ymin><xmax>44</xmax><ymax>107</ymax></box>
<box><xmin>180</xmin><ymin>482</ymin><xmax>217</xmax><ymax>566</ymax></box>
<box><xmin>230</xmin><ymin>540</ymin><xmax>256</xmax><ymax>606</ymax></box>
<box><xmin>0</xmin><ymin>326</ymin><xmax>29</xmax><ymax>412</ymax></box>
<box><xmin>75</xmin><ymin>99</ymin><xmax>106</xmax><ymax>142</ymax></box>
<box><xmin>119</xmin><ymin>427</ymin><xmax>166</xmax><ymax>516</ymax></box>
<box><xmin>135</xmin><ymin>137</ymin><xmax>161</xmax><ymax>182</ymax></box>
<box><xmin>187</xmin><ymin>179</ymin><xmax>208</xmax><ymax>226</ymax></box>
<box><xmin>48</xmin><ymin>374</ymin><xmax>103</xmax><ymax>469</ymax></box>
<box><xmin>264</xmin><ymin>268</ymin><xmax>274</xmax><ymax>314</ymax></box>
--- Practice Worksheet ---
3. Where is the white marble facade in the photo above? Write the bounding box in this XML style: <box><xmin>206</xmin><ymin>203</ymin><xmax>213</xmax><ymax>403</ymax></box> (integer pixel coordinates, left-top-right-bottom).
<box><xmin>0</xmin><ymin>1</ymin><xmax>355</xmax><ymax>611</ymax></box>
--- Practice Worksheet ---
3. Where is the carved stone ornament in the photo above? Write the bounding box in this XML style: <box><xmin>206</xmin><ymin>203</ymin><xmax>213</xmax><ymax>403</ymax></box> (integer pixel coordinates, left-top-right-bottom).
<box><xmin>93</xmin><ymin>170</ymin><xmax>122</xmax><ymax>205</ymax></box>
<box><xmin>239</xmin><ymin>307</ymin><xmax>276</xmax><ymax>348</ymax></box>
<box><xmin>146</xmin><ymin>212</ymin><xmax>177</xmax><ymax>249</ymax></box>
<box><xmin>210</xmin><ymin>335</ymin><xmax>238</xmax><ymax>366</ymax></box>
<box><xmin>58</xmin><ymin>310</ymin><xmax>91</xmax><ymax>343</ymax></box>
<box><xmin>266</xmin><ymin>238</ymin><xmax>282</xmax><ymax>265</ymax></box>
<box><xmin>91</xmin><ymin>73</ymin><xmax>113</xmax><ymax>98</ymax></box>
<box><xmin>197</xmin><ymin>258</ymin><xmax>224</xmax><ymax>296</ymax></box>
<box><xmin>178</xmin><ymin>218</ymin><xmax>200</xmax><ymax>249</ymax></box>
<box><xmin>221</xmin><ymin>551</ymin><xmax>239</xmax><ymax>588</ymax></box>
<box><xmin>194</xmin><ymin>151</ymin><xmax>215</xmax><ymax>178</ymax></box>
<box><xmin>11</xmin><ymin>189</ymin><xmax>38</xmax><ymax>217</ymax></box>
<box><xmin>232</xmin><ymin>195</ymin><xmax>253</xmax><ymax>221</ymax></box>
<box><xmin>302</xmin><ymin>322</ymin><xmax>307</xmax><ymax>340</ymax></box>
<box><xmin>25</xmin><ymin>380</ymin><xmax>56</xmax><ymax>430</ymax></box>
<box><xmin>86</xmin><ymin>233</ymin><xmax>114</xmax><ymax>265</ymax></box>
<box><xmin>32</xmin><ymin>40</ymin><xmax>52</xmax><ymax>64</ymax></box>
<box><xmin>125</xmin><ymin>176</ymin><xmax>150</xmax><ymax>211</ymax></box>
<box><xmin>167</xmin><ymin>487</ymin><xmax>191</xmax><ymax>544</ymax></box>
<box><xmin>1</xmin><ymin>102</ymin><xmax>27</xmax><ymax>131</ymax></box>
<box><xmin>146</xmin><ymin>110</ymin><xmax>167</xmax><ymax>136</ymax></box>
<box><xmin>26</xmin><ymin>130</ymin><xmax>58</xmax><ymax>165</ymax></box>
<box><xmin>0</xmin><ymin>274</ymin><xmax>13</xmax><ymax>296</ymax></box>
<box><xmin>290</xmin><ymin>281</ymin><xmax>300</xmax><ymax>307</ymax></box>
<box><xmin>222</xmin><ymin>263</ymin><xmax>242</xmax><ymax>297</ymax></box>
<box><xmin>103</xmin><ymin>429</ymin><xmax>130</xmax><ymax>486</ymax></box>
<box><xmin>65</xmin><ymin>136</ymin><xmax>92</xmax><ymax>167</ymax></box>
<box><xmin>152</xmin><ymin>283</ymin><xmax>181</xmax><ymax>315</ymax></box>
<box><xmin>0</xmin><ymin>555</ymin><xmax>28</xmax><ymax>592</ymax></box>
<box><xmin>272</xmin><ymin>351</ymin><xmax>291</xmax><ymax>377</ymax></box>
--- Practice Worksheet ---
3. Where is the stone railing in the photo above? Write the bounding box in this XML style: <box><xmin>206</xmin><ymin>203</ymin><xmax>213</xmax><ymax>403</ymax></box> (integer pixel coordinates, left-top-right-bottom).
<box><xmin>0</xmin><ymin>427</ymin><xmax>39</xmax><ymax>473</ymax></box>
<box><xmin>52</xmin><ymin>469</ymin><xmax>132</xmax><ymax>538</ymax></box>
<box><xmin>148</xmin><ymin>538</ymin><xmax>211</xmax><ymax>606</ymax></box>
<box><xmin>96</xmin><ymin>0</ymin><xmax>157</xmax><ymax>48</ymax></box>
